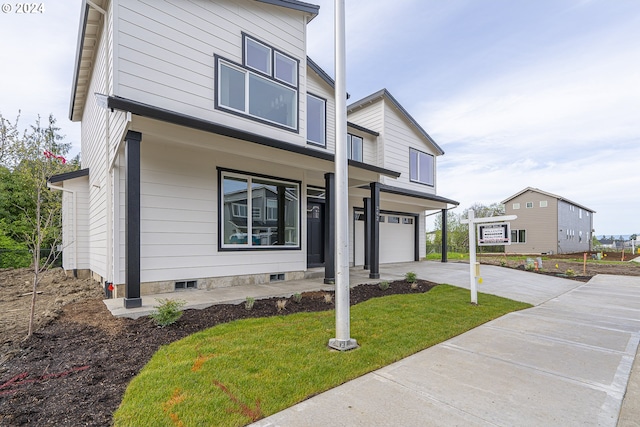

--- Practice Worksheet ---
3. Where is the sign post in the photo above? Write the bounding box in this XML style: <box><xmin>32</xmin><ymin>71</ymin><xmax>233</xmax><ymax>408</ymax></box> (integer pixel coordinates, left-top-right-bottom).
<box><xmin>462</xmin><ymin>213</ymin><xmax>517</xmax><ymax>304</ymax></box>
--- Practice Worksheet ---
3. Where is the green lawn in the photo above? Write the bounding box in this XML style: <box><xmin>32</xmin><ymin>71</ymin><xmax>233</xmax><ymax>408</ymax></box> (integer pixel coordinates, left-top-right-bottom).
<box><xmin>113</xmin><ymin>285</ymin><xmax>530</xmax><ymax>426</ymax></box>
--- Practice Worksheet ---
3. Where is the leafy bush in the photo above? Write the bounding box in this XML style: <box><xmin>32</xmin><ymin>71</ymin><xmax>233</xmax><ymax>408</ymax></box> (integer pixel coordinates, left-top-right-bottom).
<box><xmin>245</xmin><ymin>297</ymin><xmax>255</xmax><ymax>310</ymax></box>
<box><xmin>405</xmin><ymin>271</ymin><xmax>417</xmax><ymax>283</ymax></box>
<box><xmin>0</xmin><ymin>231</ymin><xmax>31</xmax><ymax>268</ymax></box>
<box><xmin>565</xmin><ymin>269</ymin><xmax>576</xmax><ymax>277</ymax></box>
<box><xmin>150</xmin><ymin>298</ymin><xmax>185</xmax><ymax>327</ymax></box>
<box><xmin>378</xmin><ymin>281</ymin><xmax>390</xmax><ymax>291</ymax></box>
<box><xmin>291</xmin><ymin>293</ymin><xmax>302</xmax><ymax>304</ymax></box>
<box><xmin>323</xmin><ymin>293</ymin><xmax>333</xmax><ymax>304</ymax></box>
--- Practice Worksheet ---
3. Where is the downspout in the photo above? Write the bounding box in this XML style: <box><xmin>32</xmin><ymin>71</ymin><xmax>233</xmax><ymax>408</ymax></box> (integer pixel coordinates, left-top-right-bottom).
<box><xmin>47</xmin><ymin>183</ymin><xmax>78</xmax><ymax>271</ymax></box>
<box><xmin>87</xmin><ymin>0</ymin><xmax>113</xmax><ymax>284</ymax></box>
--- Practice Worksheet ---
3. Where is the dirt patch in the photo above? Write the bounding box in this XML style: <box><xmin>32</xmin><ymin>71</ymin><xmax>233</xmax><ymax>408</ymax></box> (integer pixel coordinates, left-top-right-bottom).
<box><xmin>0</xmin><ymin>268</ymin><xmax>104</xmax><ymax>365</ymax></box>
<box><xmin>478</xmin><ymin>253</ymin><xmax>640</xmax><ymax>281</ymax></box>
<box><xmin>0</xmin><ymin>270</ymin><xmax>435</xmax><ymax>427</ymax></box>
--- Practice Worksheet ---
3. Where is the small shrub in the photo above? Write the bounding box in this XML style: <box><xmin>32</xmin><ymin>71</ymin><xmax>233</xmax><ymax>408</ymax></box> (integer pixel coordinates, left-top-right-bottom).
<box><xmin>525</xmin><ymin>263</ymin><xmax>534</xmax><ymax>271</ymax></box>
<box><xmin>276</xmin><ymin>299</ymin><xmax>287</xmax><ymax>312</ymax></box>
<box><xmin>565</xmin><ymin>269</ymin><xmax>576</xmax><ymax>277</ymax></box>
<box><xmin>405</xmin><ymin>271</ymin><xmax>417</xmax><ymax>283</ymax></box>
<box><xmin>291</xmin><ymin>293</ymin><xmax>302</xmax><ymax>304</ymax></box>
<box><xmin>245</xmin><ymin>297</ymin><xmax>255</xmax><ymax>310</ymax></box>
<box><xmin>500</xmin><ymin>260</ymin><xmax>507</xmax><ymax>267</ymax></box>
<box><xmin>410</xmin><ymin>282</ymin><xmax>418</xmax><ymax>290</ymax></box>
<box><xmin>150</xmin><ymin>298</ymin><xmax>185</xmax><ymax>327</ymax></box>
<box><xmin>323</xmin><ymin>293</ymin><xmax>333</xmax><ymax>304</ymax></box>
<box><xmin>378</xmin><ymin>281</ymin><xmax>390</xmax><ymax>291</ymax></box>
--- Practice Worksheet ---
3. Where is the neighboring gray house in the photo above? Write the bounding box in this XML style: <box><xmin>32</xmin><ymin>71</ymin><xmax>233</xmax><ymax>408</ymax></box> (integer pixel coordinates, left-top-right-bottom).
<box><xmin>49</xmin><ymin>0</ymin><xmax>458</xmax><ymax>308</ymax></box>
<box><xmin>502</xmin><ymin>187</ymin><xmax>595</xmax><ymax>254</ymax></box>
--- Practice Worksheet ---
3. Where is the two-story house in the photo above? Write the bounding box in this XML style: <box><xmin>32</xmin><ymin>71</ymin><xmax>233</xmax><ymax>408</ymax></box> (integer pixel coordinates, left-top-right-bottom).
<box><xmin>50</xmin><ymin>0</ymin><xmax>458</xmax><ymax>309</ymax></box>
<box><xmin>502</xmin><ymin>187</ymin><xmax>595</xmax><ymax>254</ymax></box>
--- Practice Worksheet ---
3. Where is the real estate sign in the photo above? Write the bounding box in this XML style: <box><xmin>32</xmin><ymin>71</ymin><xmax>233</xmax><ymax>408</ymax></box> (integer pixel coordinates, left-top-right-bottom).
<box><xmin>477</xmin><ymin>222</ymin><xmax>511</xmax><ymax>246</ymax></box>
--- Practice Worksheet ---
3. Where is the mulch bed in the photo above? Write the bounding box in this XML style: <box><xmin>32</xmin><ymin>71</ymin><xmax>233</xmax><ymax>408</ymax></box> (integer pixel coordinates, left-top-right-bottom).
<box><xmin>0</xmin><ymin>279</ymin><xmax>435</xmax><ymax>426</ymax></box>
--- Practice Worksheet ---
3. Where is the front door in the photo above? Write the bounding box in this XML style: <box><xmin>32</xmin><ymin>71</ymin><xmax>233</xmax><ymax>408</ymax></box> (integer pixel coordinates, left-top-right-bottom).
<box><xmin>307</xmin><ymin>201</ymin><xmax>324</xmax><ymax>267</ymax></box>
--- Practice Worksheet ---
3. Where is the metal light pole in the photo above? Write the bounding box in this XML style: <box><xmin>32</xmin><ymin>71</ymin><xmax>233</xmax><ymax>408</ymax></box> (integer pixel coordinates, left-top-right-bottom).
<box><xmin>328</xmin><ymin>0</ymin><xmax>357</xmax><ymax>351</ymax></box>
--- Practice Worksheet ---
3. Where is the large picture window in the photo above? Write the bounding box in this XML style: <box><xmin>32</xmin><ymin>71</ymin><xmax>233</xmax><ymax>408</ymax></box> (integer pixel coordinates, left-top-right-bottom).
<box><xmin>216</xmin><ymin>34</ymin><xmax>299</xmax><ymax>131</ymax></box>
<box><xmin>221</xmin><ymin>170</ymin><xmax>300</xmax><ymax>249</ymax></box>
<box><xmin>409</xmin><ymin>148</ymin><xmax>434</xmax><ymax>186</ymax></box>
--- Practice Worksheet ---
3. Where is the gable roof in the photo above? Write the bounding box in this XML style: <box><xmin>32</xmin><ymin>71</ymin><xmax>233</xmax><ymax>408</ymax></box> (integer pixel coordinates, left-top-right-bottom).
<box><xmin>69</xmin><ymin>0</ymin><xmax>319</xmax><ymax>121</ymax></box>
<box><xmin>502</xmin><ymin>187</ymin><xmax>596</xmax><ymax>213</ymax></box>
<box><xmin>347</xmin><ymin>89</ymin><xmax>445</xmax><ymax>156</ymax></box>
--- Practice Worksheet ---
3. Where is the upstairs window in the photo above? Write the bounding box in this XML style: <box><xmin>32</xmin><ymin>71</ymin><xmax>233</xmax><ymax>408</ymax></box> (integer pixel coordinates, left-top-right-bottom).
<box><xmin>409</xmin><ymin>148</ymin><xmax>434</xmax><ymax>186</ymax></box>
<box><xmin>347</xmin><ymin>134</ymin><xmax>363</xmax><ymax>162</ymax></box>
<box><xmin>526</xmin><ymin>202</ymin><xmax>533</xmax><ymax>208</ymax></box>
<box><xmin>540</xmin><ymin>200</ymin><xmax>548</xmax><ymax>207</ymax></box>
<box><xmin>216</xmin><ymin>34</ymin><xmax>299</xmax><ymax>131</ymax></box>
<box><xmin>513</xmin><ymin>203</ymin><xmax>520</xmax><ymax>210</ymax></box>
<box><xmin>307</xmin><ymin>93</ymin><xmax>326</xmax><ymax>146</ymax></box>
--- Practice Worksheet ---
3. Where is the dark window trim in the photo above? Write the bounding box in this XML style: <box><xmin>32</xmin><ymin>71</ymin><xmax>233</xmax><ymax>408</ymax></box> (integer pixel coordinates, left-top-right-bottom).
<box><xmin>217</xmin><ymin>167</ymin><xmax>302</xmax><ymax>252</ymax></box>
<box><xmin>215</xmin><ymin>55</ymin><xmax>299</xmax><ymax>133</ymax></box>
<box><xmin>409</xmin><ymin>147</ymin><xmax>435</xmax><ymax>187</ymax></box>
<box><xmin>306</xmin><ymin>92</ymin><xmax>327</xmax><ymax>147</ymax></box>
<box><xmin>347</xmin><ymin>133</ymin><xmax>363</xmax><ymax>162</ymax></box>
<box><xmin>241</xmin><ymin>33</ymin><xmax>299</xmax><ymax>89</ymax></box>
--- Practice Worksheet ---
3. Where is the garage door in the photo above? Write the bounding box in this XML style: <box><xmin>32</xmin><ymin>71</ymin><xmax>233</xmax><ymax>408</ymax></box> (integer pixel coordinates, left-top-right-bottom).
<box><xmin>354</xmin><ymin>211</ymin><xmax>415</xmax><ymax>265</ymax></box>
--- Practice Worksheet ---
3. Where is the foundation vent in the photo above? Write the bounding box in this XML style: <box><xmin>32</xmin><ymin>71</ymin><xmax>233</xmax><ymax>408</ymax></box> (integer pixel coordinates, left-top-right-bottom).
<box><xmin>175</xmin><ymin>280</ymin><xmax>197</xmax><ymax>290</ymax></box>
<box><xmin>270</xmin><ymin>273</ymin><xmax>285</xmax><ymax>282</ymax></box>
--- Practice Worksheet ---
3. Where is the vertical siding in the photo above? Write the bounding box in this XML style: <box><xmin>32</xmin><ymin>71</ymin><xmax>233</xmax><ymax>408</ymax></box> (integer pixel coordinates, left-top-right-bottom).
<box><xmin>505</xmin><ymin>190</ymin><xmax>558</xmax><ymax>254</ymax></box>
<box><xmin>115</xmin><ymin>0</ymin><xmax>309</xmax><ymax>146</ymax></box>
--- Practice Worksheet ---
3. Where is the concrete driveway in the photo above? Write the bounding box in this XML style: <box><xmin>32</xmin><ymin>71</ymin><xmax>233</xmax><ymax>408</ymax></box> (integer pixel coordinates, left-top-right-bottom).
<box><xmin>251</xmin><ymin>263</ymin><xmax>640</xmax><ymax>427</ymax></box>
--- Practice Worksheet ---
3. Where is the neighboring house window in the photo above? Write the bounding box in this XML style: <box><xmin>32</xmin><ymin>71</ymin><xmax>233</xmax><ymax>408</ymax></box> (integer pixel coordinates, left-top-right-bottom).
<box><xmin>579</xmin><ymin>209</ymin><xmax>582</xmax><ymax>219</ymax></box>
<box><xmin>526</xmin><ymin>202</ymin><xmax>533</xmax><ymax>208</ymax></box>
<box><xmin>513</xmin><ymin>203</ymin><xmax>520</xmax><ymax>210</ymax></box>
<box><xmin>540</xmin><ymin>200</ymin><xmax>548</xmax><ymax>207</ymax></box>
<box><xmin>307</xmin><ymin>93</ymin><xmax>326</xmax><ymax>146</ymax></box>
<box><xmin>347</xmin><ymin>134</ymin><xmax>363</xmax><ymax>162</ymax></box>
<box><xmin>409</xmin><ymin>148</ymin><xmax>434</xmax><ymax>186</ymax></box>
<box><xmin>220</xmin><ymin>170</ymin><xmax>300</xmax><ymax>248</ymax></box>
<box><xmin>511</xmin><ymin>229</ymin><xmax>526</xmax><ymax>243</ymax></box>
<box><xmin>216</xmin><ymin>34</ymin><xmax>299</xmax><ymax>130</ymax></box>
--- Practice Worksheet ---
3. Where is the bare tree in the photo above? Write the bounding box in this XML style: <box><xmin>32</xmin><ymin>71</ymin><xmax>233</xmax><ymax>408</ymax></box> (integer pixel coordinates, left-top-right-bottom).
<box><xmin>12</xmin><ymin>115</ymin><xmax>72</xmax><ymax>337</ymax></box>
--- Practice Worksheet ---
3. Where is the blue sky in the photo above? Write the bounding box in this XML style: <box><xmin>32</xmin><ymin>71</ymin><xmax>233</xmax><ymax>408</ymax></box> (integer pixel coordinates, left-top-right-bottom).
<box><xmin>1</xmin><ymin>0</ymin><xmax>638</xmax><ymax>236</ymax></box>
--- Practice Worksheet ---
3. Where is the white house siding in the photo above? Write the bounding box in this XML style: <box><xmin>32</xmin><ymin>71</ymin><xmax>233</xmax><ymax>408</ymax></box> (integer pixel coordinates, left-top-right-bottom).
<box><xmin>129</xmin><ymin>138</ymin><xmax>306</xmax><ymax>285</ymax></box>
<box><xmin>115</xmin><ymin>0</ymin><xmax>310</xmax><ymax>147</ymax></box>
<box><xmin>379</xmin><ymin>100</ymin><xmax>438</xmax><ymax>193</ymax></box>
<box><xmin>80</xmin><ymin>14</ymin><xmax>110</xmax><ymax>280</ymax></box>
<box><xmin>60</xmin><ymin>177</ymin><xmax>90</xmax><ymax>271</ymax></box>
<box><xmin>347</xmin><ymin>100</ymin><xmax>384</xmax><ymax>167</ymax></box>
<box><xmin>306</xmin><ymin>70</ymin><xmax>335</xmax><ymax>154</ymax></box>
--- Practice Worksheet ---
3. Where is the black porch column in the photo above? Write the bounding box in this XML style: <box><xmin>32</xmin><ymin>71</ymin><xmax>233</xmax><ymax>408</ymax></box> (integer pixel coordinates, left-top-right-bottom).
<box><xmin>369</xmin><ymin>182</ymin><xmax>380</xmax><ymax>279</ymax></box>
<box><xmin>363</xmin><ymin>198</ymin><xmax>371</xmax><ymax>269</ymax></box>
<box><xmin>324</xmin><ymin>173</ymin><xmax>335</xmax><ymax>284</ymax></box>
<box><xmin>124</xmin><ymin>131</ymin><xmax>142</xmax><ymax>309</ymax></box>
<box><xmin>441</xmin><ymin>208</ymin><xmax>448</xmax><ymax>263</ymax></box>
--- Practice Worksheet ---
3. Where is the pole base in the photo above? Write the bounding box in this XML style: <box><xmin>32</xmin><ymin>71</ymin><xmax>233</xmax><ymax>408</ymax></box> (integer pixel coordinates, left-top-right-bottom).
<box><xmin>328</xmin><ymin>338</ymin><xmax>358</xmax><ymax>351</ymax></box>
<box><xmin>124</xmin><ymin>297</ymin><xmax>142</xmax><ymax>309</ymax></box>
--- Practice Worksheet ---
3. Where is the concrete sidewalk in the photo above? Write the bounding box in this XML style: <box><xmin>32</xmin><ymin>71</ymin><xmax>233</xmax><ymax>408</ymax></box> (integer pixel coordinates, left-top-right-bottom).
<box><xmin>103</xmin><ymin>261</ymin><xmax>640</xmax><ymax>425</ymax></box>
<box><xmin>248</xmin><ymin>266</ymin><xmax>640</xmax><ymax>427</ymax></box>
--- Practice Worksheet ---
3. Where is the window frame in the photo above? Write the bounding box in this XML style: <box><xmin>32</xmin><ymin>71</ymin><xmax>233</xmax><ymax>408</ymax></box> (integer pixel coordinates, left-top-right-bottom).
<box><xmin>347</xmin><ymin>133</ymin><xmax>363</xmax><ymax>162</ymax></box>
<box><xmin>215</xmin><ymin>33</ymin><xmax>300</xmax><ymax>132</ymax></box>
<box><xmin>218</xmin><ymin>168</ymin><xmax>301</xmax><ymax>251</ymax></box>
<box><xmin>526</xmin><ymin>202</ymin><xmax>533</xmax><ymax>208</ymax></box>
<box><xmin>409</xmin><ymin>148</ymin><xmax>434</xmax><ymax>186</ymax></box>
<box><xmin>306</xmin><ymin>93</ymin><xmax>327</xmax><ymax>147</ymax></box>
<box><xmin>511</xmin><ymin>229</ymin><xmax>526</xmax><ymax>243</ymax></box>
